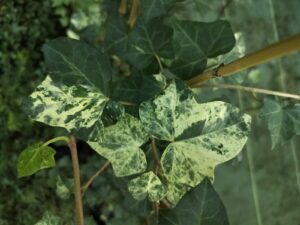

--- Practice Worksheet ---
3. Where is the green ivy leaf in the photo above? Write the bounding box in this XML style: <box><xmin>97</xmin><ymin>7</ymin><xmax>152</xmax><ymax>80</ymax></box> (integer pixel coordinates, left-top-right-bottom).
<box><xmin>103</xmin><ymin>16</ymin><xmax>128</xmax><ymax>58</ymax></box>
<box><xmin>17</xmin><ymin>142</ymin><xmax>56</xmax><ymax>178</ymax></box>
<box><xmin>128</xmin><ymin>171</ymin><xmax>166</xmax><ymax>202</ymax></box>
<box><xmin>260</xmin><ymin>98</ymin><xmax>300</xmax><ymax>149</ymax></box>
<box><xmin>125</xmin><ymin>17</ymin><xmax>174</xmax><ymax>71</ymax></box>
<box><xmin>171</xmin><ymin>20</ymin><xmax>235</xmax><ymax>79</ymax></box>
<box><xmin>112</xmin><ymin>71</ymin><xmax>166</xmax><ymax>104</ymax></box>
<box><xmin>43</xmin><ymin>37</ymin><xmax>112</xmax><ymax>95</ymax></box>
<box><xmin>159</xmin><ymin>178</ymin><xmax>229</xmax><ymax>225</ymax></box>
<box><xmin>140</xmin><ymin>0</ymin><xmax>177</xmax><ymax>22</ymax></box>
<box><xmin>88</xmin><ymin>114</ymin><xmax>149</xmax><ymax>177</ymax></box>
<box><xmin>28</xmin><ymin>76</ymin><xmax>108</xmax><ymax>141</ymax></box>
<box><xmin>140</xmin><ymin>81</ymin><xmax>251</xmax><ymax>204</ymax></box>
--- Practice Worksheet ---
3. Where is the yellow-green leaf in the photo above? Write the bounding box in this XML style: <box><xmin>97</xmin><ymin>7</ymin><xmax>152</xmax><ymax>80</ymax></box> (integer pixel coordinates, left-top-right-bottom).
<box><xmin>17</xmin><ymin>142</ymin><xmax>56</xmax><ymax>178</ymax></box>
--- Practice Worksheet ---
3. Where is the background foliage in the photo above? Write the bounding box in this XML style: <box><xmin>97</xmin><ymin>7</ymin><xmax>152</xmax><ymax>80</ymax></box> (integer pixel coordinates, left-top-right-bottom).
<box><xmin>0</xmin><ymin>0</ymin><xmax>300</xmax><ymax>225</ymax></box>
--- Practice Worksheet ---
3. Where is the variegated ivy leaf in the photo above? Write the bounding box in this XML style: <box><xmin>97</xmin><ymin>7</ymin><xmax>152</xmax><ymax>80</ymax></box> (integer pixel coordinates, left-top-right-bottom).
<box><xmin>35</xmin><ymin>212</ymin><xmax>62</xmax><ymax>225</ymax></box>
<box><xmin>139</xmin><ymin>81</ymin><xmax>251</xmax><ymax>204</ymax></box>
<box><xmin>88</xmin><ymin>114</ymin><xmax>148</xmax><ymax>177</ymax></box>
<box><xmin>17</xmin><ymin>142</ymin><xmax>56</xmax><ymax>178</ymax></box>
<box><xmin>128</xmin><ymin>171</ymin><xmax>166</xmax><ymax>202</ymax></box>
<box><xmin>28</xmin><ymin>76</ymin><xmax>108</xmax><ymax>141</ymax></box>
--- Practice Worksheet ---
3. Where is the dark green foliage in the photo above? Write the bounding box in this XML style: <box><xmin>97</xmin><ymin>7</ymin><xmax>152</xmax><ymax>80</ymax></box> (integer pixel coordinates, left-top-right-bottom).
<box><xmin>2</xmin><ymin>0</ymin><xmax>300</xmax><ymax>225</ymax></box>
<box><xmin>159</xmin><ymin>179</ymin><xmax>229</xmax><ymax>225</ymax></box>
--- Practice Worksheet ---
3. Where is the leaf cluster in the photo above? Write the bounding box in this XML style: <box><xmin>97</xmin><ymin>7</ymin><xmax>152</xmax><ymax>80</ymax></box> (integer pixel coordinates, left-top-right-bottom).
<box><xmin>15</xmin><ymin>0</ymin><xmax>259</xmax><ymax>224</ymax></box>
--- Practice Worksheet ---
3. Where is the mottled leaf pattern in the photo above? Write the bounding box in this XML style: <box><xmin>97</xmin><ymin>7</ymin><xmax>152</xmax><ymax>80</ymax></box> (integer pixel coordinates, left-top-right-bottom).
<box><xmin>35</xmin><ymin>212</ymin><xmax>62</xmax><ymax>225</ymax></box>
<box><xmin>28</xmin><ymin>76</ymin><xmax>108</xmax><ymax>141</ymax></box>
<box><xmin>171</xmin><ymin>20</ymin><xmax>235</xmax><ymax>79</ymax></box>
<box><xmin>159</xmin><ymin>179</ymin><xmax>229</xmax><ymax>225</ymax></box>
<box><xmin>125</xmin><ymin>17</ymin><xmax>174</xmax><ymax>70</ymax></box>
<box><xmin>260</xmin><ymin>98</ymin><xmax>300</xmax><ymax>149</ymax></box>
<box><xmin>128</xmin><ymin>171</ymin><xmax>166</xmax><ymax>202</ymax></box>
<box><xmin>17</xmin><ymin>142</ymin><xmax>56</xmax><ymax>178</ymax></box>
<box><xmin>88</xmin><ymin>114</ymin><xmax>149</xmax><ymax>177</ymax></box>
<box><xmin>140</xmin><ymin>81</ymin><xmax>251</xmax><ymax>204</ymax></box>
<box><xmin>43</xmin><ymin>37</ymin><xmax>112</xmax><ymax>95</ymax></box>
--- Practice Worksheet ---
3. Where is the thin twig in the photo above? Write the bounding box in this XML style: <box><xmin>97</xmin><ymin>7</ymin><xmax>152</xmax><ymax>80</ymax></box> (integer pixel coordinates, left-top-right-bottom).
<box><xmin>150</xmin><ymin>138</ymin><xmax>161</xmax><ymax>221</ymax></box>
<box><xmin>81</xmin><ymin>161</ymin><xmax>111</xmax><ymax>194</ymax></box>
<box><xmin>128</xmin><ymin>0</ymin><xmax>140</xmax><ymax>29</ymax></box>
<box><xmin>155</xmin><ymin>54</ymin><xmax>164</xmax><ymax>71</ymax></box>
<box><xmin>187</xmin><ymin>34</ymin><xmax>300</xmax><ymax>86</ymax></box>
<box><xmin>151</xmin><ymin>138</ymin><xmax>161</xmax><ymax>170</ymax></box>
<box><xmin>196</xmin><ymin>83</ymin><xmax>300</xmax><ymax>100</ymax></box>
<box><xmin>119</xmin><ymin>100</ymin><xmax>137</xmax><ymax>106</ymax></box>
<box><xmin>68</xmin><ymin>136</ymin><xmax>84</xmax><ymax>225</ymax></box>
<box><xmin>119</xmin><ymin>0</ymin><xmax>128</xmax><ymax>15</ymax></box>
<box><xmin>218</xmin><ymin>0</ymin><xmax>233</xmax><ymax>18</ymax></box>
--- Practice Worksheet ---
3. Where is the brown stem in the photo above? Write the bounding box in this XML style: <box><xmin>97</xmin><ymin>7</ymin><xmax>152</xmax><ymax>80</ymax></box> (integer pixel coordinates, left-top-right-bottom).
<box><xmin>196</xmin><ymin>83</ymin><xmax>300</xmax><ymax>100</ymax></box>
<box><xmin>218</xmin><ymin>0</ymin><xmax>233</xmax><ymax>18</ymax></box>
<box><xmin>150</xmin><ymin>138</ymin><xmax>161</xmax><ymax>221</ymax></box>
<box><xmin>151</xmin><ymin>137</ymin><xmax>161</xmax><ymax>170</ymax></box>
<box><xmin>187</xmin><ymin>34</ymin><xmax>300</xmax><ymax>86</ymax></box>
<box><xmin>81</xmin><ymin>161</ymin><xmax>111</xmax><ymax>194</ymax></box>
<box><xmin>119</xmin><ymin>0</ymin><xmax>128</xmax><ymax>15</ymax></box>
<box><xmin>128</xmin><ymin>0</ymin><xmax>140</xmax><ymax>29</ymax></box>
<box><xmin>68</xmin><ymin>136</ymin><xmax>84</xmax><ymax>225</ymax></box>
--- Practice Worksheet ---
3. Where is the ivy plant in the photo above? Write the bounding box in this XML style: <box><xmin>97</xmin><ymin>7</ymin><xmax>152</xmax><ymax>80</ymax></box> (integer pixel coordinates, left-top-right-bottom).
<box><xmin>16</xmin><ymin>1</ymin><xmax>255</xmax><ymax>224</ymax></box>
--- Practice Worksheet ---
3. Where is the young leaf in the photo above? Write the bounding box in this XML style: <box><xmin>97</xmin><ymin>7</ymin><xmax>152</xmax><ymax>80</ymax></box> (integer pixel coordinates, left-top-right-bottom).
<box><xmin>140</xmin><ymin>81</ymin><xmax>251</xmax><ymax>204</ymax></box>
<box><xmin>125</xmin><ymin>17</ymin><xmax>174</xmax><ymax>70</ymax></box>
<box><xmin>43</xmin><ymin>37</ymin><xmax>112</xmax><ymax>95</ymax></box>
<box><xmin>27</xmin><ymin>76</ymin><xmax>108</xmax><ymax>142</ymax></box>
<box><xmin>159</xmin><ymin>178</ymin><xmax>229</xmax><ymax>225</ymax></box>
<box><xmin>171</xmin><ymin>20</ymin><xmax>235</xmax><ymax>79</ymax></box>
<box><xmin>88</xmin><ymin>114</ymin><xmax>149</xmax><ymax>177</ymax></box>
<box><xmin>260</xmin><ymin>98</ymin><xmax>300</xmax><ymax>149</ymax></box>
<box><xmin>128</xmin><ymin>171</ymin><xmax>166</xmax><ymax>202</ymax></box>
<box><xmin>35</xmin><ymin>212</ymin><xmax>62</xmax><ymax>225</ymax></box>
<box><xmin>17</xmin><ymin>142</ymin><xmax>56</xmax><ymax>178</ymax></box>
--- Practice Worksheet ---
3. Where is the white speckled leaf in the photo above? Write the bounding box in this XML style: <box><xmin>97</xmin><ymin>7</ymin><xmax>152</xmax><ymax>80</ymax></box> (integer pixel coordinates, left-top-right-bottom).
<box><xmin>28</xmin><ymin>76</ymin><xmax>108</xmax><ymax>141</ymax></box>
<box><xmin>139</xmin><ymin>81</ymin><xmax>251</xmax><ymax>205</ymax></box>
<box><xmin>128</xmin><ymin>171</ymin><xmax>166</xmax><ymax>202</ymax></box>
<box><xmin>35</xmin><ymin>212</ymin><xmax>62</xmax><ymax>225</ymax></box>
<box><xmin>88</xmin><ymin>114</ymin><xmax>149</xmax><ymax>177</ymax></box>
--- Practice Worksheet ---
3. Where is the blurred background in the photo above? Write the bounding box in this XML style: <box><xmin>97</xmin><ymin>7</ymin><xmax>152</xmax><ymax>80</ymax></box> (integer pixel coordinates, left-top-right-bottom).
<box><xmin>0</xmin><ymin>0</ymin><xmax>299</xmax><ymax>224</ymax></box>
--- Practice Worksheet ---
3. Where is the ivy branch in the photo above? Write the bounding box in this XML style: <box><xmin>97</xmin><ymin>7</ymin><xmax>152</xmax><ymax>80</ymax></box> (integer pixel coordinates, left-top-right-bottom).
<box><xmin>197</xmin><ymin>83</ymin><xmax>300</xmax><ymax>100</ymax></box>
<box><xmin>81</xmin><ymin>160</ymin><xmax>111</xmax><ymax>194</ymax></box>
<box><xmin>150</xmin><ymin>137</ymin><xmax>161</xmax><ymax>221</ymax></box>
<box><xmin>187</xmin><ymin>33</ymin><xmax>300</xmax><ymax>90</ymax></box>
<box><xmin>67</xmin><ymin>136</ymin><xmax>85</xmax><ymax>225</ymax></box>
<box><xmin>128</xmin><ymin>0</ymin><xmax>140</xmax><ymax>29</ymax></box>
